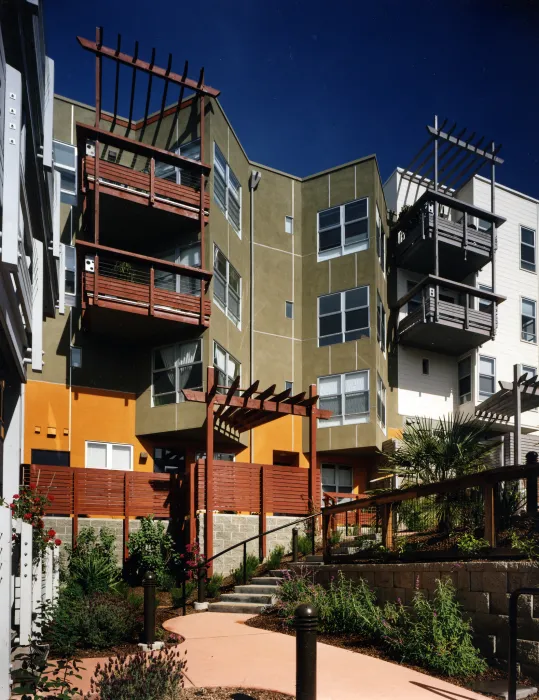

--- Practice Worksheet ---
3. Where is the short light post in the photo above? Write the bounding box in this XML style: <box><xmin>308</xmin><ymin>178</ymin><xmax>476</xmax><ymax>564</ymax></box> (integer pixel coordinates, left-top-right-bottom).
<box><xmin>295</xmin><ymin>603</ymin><xmax>317</xmax><ymax>700</ymax></box>
<box><xmin>139</xmin><ymin>571</ymin><xmax>163</xmax><ymax>651</ymax></box>
<box><xmin>292</xmin><ymin>528</ymin><xmax>299</xmax><ymax>562</ymax></box>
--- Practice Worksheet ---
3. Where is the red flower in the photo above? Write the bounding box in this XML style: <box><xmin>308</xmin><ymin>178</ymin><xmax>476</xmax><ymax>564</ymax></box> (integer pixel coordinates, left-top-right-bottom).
<box><xmin>54</xmin><ymin>539</ymin><xmax>62</xmax><ymax>546</ymax></box>
<box><xmin>29</xmin><ymin>483</ymin><xmax>36</xmax><ymax>489</ymax></box>
<box><xmin>37</xmin><ymin>519</ymin><xmax>44</xmax><ymax>529</ymax></box>
<box><xmin>9</xmin><ymin>504</ymin><xmax>16</xmax><ymax>511</ymax></box>
<box><xmin>12</xmin><ymin>494</ymin><xmax>19</xmax><ymax>500</ymax></box>
<box><xmin>49</xmin><ymin>495</ymin><xmax>55</xmax><ymax>502</ymax></box>
<box><xmin>23</xmin><ymin>513</ymin><xmax>32</xmax><ymax>520</ymax></box>
<box><xmin>47</xmin><ymin>529</ymin><xmax>56</xmax><ymax>537</ymax></box>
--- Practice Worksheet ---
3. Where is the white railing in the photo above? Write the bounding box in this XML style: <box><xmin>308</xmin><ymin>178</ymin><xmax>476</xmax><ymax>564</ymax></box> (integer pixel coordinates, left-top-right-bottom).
<box><xmin>16</xmin><ymin>233</ymin><xmax>32</xmax><ymax>328</ymax></box>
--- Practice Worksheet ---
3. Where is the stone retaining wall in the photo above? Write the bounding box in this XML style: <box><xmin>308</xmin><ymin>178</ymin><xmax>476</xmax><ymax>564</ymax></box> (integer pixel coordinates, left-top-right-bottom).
<box><xmin>197</xmin><ymin>513</ymin><xmax>307</xmax><ymax>576</ymax></box>
<box><xmin>291</xmin><ymin>560</ymin><xmax>539</xmax><ymax>680</ymax></box>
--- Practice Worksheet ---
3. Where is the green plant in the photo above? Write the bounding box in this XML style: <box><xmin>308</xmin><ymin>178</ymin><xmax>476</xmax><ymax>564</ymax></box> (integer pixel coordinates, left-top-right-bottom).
<box><xmin>170</xmin><ymin>581</ymin><xmax>196</xmax><ymax>608</ymax></box>
<box><xmin>384</xmin><ymin>579</ymin><xmax>487</xmax><ymax>677</ymax></box>
<box><xmin>266</xmin><ymin>545</ymin><xmax>285</xmax><ymax>570</ymax></box>
<box><xmin>456</xmin><ymin>532</ymin><xmax>490</xmax><ymax>557</ymax></box>
<box><xmin>497</xmin><ymin>481</ymin><xmax>526</xmax><ymax>529</ymax></box>
<box><xmin>511</xmin><ymin>531</ymin><xmax>539</xmax><ymax>560</ymax></box>
<box><xmin>43</xmin><ymin>589</ymin><xmax>142</xmax><ymax>656</ymax></box>
<box><xmin>206</xmin><ymin>573</ymin><xmax>224</xmax><ymax>598</ymax></box>
<box><xmin>126</xmin><ymin>516</ymin><xmax>179</xmax><ymax>587</ymax></box>
<box><xmin>233</xmin><ymin>553</ymin><xmax>260</xmax><ymax>584</ymax></box>
<box><xmin>113</xmin><ymin>260</ymin><xmax>136</xmax><ymax>282</ymax></box>
<box><xmin>296</xmin><ymin>533</ymin><xmax>312</xmax><ymax>557</ymax></box>
<box><xmin>65</xmin><ymin>527</ymin><xmax>120</xmax><ymax>595</ymax></box>
<box><xmin>12</xmin><ymin>655</ymin><xmax>84</xmax><ymax>700</ymax></box>
<box><xmin>88</xmin><ymin>647</ymin><xmax>186</xmax><ymax>700</ymax></box>
<box><xmin>394</xmin><ymin>536</ymin><xmax>419</xmax><ymax>555</ymax></box>
<box><xmin>329</xmin><ymin>530</ymin><xmax>342</xmax><ymax>545</ymax></box>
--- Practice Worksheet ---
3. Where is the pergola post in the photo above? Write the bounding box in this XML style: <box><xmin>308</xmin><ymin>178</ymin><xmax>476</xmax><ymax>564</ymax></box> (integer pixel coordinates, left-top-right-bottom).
<box><xmin>205</xmin><ymin>367</ymin><xmax>216</xmax><ymax>574</ymax></box>
<box><xmin>308</xmin><ymin>384</ymin><xmax>318</xmax><ymax>510</ymax></box>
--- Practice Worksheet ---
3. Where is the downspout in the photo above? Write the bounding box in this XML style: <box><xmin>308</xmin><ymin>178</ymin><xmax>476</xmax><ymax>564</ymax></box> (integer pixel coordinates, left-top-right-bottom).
<box><xmin>248</xmin><ymin>170</ymin><xmax>262</xmax><ymax>462</ymax></box>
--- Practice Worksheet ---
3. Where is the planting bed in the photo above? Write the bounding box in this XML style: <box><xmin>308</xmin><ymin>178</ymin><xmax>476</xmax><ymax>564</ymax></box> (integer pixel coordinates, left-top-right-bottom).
<box><xmin>177</xmin><ymin>689</ymin><xmax>293</xmax><ymax>699</ymax></box>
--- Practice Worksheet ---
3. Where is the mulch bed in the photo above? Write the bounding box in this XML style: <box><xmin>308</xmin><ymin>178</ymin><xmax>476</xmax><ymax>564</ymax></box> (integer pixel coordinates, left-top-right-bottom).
<box><xmin>177</xmin><ymin>689</ymin><xmax>292</xmax><ymax>699</ymax></box>
<box><xmin>246</xmin><ymin>610</ymin><xmax>539</xmax><ymax>699</ymax></box>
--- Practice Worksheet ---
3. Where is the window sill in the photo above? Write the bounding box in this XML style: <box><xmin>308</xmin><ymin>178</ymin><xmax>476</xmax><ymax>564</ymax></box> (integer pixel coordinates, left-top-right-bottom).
<box><xmin>520</xmin><ymin>266</ymin><xmax>537</xmax><ymax>275</ymax></box>
<box><xmin>319</xmin><ymin>416</ymin><xmax>370</xmax><ymax>428</ymax></box>
<box><xmin>317</xmin><ymin>241</ymin><xmax>369</xmax><ymax>263</ymax></box>
<box><xmin>521</xmin><ymin>337</ymin><xmax>537</xmax><ymax>345</ymax></box>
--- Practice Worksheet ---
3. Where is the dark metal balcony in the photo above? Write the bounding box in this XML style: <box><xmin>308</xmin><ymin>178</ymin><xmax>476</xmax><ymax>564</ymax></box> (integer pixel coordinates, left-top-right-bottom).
<box><xmin>395</xmin><ymin>276</ymin><xmax>506</xmax><ymax>355</ymax></box>
<box><xmin>393</xmin><ymin>191</ymin><xmax>506</xmax><ymax>280</ymax></box>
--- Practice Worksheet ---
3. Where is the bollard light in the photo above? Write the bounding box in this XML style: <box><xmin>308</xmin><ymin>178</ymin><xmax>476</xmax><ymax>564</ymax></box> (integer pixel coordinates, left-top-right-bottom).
<box><xmin>142</xmin><ymin>571</ymin><xmax>157</xmax><ymax>645</ymax></box>
<box><xmin>294</xmin><ymin>603</ymin><xmax>317</xmax><ymax>700</ymax></box>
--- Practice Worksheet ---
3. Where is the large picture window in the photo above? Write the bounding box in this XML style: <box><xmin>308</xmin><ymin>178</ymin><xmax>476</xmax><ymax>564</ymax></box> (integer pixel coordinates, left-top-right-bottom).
<box><xmin>86</xmin><ymin>441</ymin><xmax>133</xmax><ymax>471</ymax></box>
<box><xmin>319</xmin><ymin>370</ymin><xmax>370</xmax><ymax>427</ymax></box>
<box><xmin>214</xmin><ymin>246</ymin><xmax>241</xmax><ymax>326</ymax></box>
<box><xmin>317</xmin><ymin>197</ymin><xmax>369</xmax><ymax>261</ymax></box>
<box><xmin>214</xmin><ymin>341</ymin><xmax>240</xmax><ymax>392</ymax></box>
<box><xmin>213</xmin><ymin>143</ymin><xmax>241</xmax><ymax>235</ymax></box>
<box><xmin>152</xmin><ymin>340</ymin><xmax>202</xmax><ymax>406</ymax></box>
<box><xmin>318</xmin><ymin>286</ymin><xmax>369</xmax><ymax>347</ymax></box>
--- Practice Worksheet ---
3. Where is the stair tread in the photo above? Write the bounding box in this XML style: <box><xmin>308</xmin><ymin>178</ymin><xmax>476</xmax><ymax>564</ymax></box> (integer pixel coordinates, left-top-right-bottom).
<box><xmin>251</xmin><ymin>577</ymin><xmax>282</xmax><ymax>585</ymax></box>
<box><xmin>235</xmin><ymin>585</ymin><xmax>280</xmax><ymax>594</ymax></box>
<box><xmin>209</xmin><ymin>602</ymin><xmax>266</xmax><ymax>613</ymax></box>
<box><xmin>221</xmin><ymin>593</ymin><xmax>274</xmax><ymax>602</ymax></box>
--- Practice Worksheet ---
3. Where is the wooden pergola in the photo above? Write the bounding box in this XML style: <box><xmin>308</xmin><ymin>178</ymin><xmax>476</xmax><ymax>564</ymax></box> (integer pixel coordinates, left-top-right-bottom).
<box><xmin>182</xmin><ymin>367</ymin><xmax>332</xmax><ymax>565</ymax></box>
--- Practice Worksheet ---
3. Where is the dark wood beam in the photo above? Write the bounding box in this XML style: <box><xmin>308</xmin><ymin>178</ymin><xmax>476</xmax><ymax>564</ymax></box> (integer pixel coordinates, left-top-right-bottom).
<box><xmin>427</xmin><ymin>125</ymin><xmax>504</xmax><ymax>164</ymax></box>
<box><xmin>182</xmin><ymin>389</ymin><xmax>332</xmax><ymax>419</ymax></box>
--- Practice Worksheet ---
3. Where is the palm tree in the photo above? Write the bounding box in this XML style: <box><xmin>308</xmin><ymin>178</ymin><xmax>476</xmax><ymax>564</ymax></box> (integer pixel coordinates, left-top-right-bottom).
<box><xmin>388</xmin><ymin>414</ymin><xmax>496</xmax><ymax>533</ymax></box>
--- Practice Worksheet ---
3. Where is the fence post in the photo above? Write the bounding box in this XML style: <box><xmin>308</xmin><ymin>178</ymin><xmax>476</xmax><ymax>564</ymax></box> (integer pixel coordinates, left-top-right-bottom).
<box><xmin>52</xmin><ymin>546</ymin><xmax>60</xmax><ymax>603</ymax></box>
<box><xmin>526</xmin><ymin>452</ymin><xmax>538</xmax><ymax>517</ymax></box>
<box><xmin>295</xmin><ymin>603</ymin><xmax>317</xmax><ymax>700</ymax></box>
<box><xmin>484</xmin><ymin>484</ymin><xmax>496</xmax><ymax>547</ymax></box>
<box><xmin>19</xmin><ymin>521</ymin><xmax>33</xmax><ymax>646</ymax></box>
<box><xmin>0</xmin><ymin>508</ymin><xmax>12</xmax><ymax>698</ymax></box>
<box><xmin>44</xmin><ymin>547</ymin><xmax>54</xmax><ymax>602</ymax></box>
<box><xmin>322</xmin><ymin>513</ymin><xmax>331</xmax><ymax>564</ymax></box>
<box><xmin>72</xmin><ymin>469</ymin><xmax>80</xmax><ymax>547</ymax></box>
<box><xmin>124</xmin><ymin>472</ymin><xmax>131</xmax><ymax>563</ymax></box>
<box><xmin>381</xmin><ymin>503</ymin><xmax>393</xmax><ymax>550</ymax></box>
<box><xmin>292</xmin><ymin>528</ymin><xmax>299</xmax><ymax>563</ymax></box>
<box><xmin>32</xmin><ymin>555</ymin><xmax>42</xmax><ymax>638</ymax></box>
<box><xmin>260</xmin><ymin>466</ymin><xmax>267</xmax><ymax>562</ymax></box>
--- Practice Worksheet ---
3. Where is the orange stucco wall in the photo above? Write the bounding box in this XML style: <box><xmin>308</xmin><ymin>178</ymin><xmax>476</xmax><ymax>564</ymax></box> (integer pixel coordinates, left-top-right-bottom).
<box><xmin>24</xmin><ymin>381</ymin><xmax>153</xmax><ymax>471</ymax></box>
<box><xmin>237</xmin><ymin>415</ymin><xmax>309</xmax><ymax>467</ymax></box>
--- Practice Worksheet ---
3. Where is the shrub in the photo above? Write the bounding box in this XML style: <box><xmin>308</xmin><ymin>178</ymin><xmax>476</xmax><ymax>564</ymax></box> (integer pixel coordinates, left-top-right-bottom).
<box><xmin>266</xmin><ymin>545</ymin><xmax>285</xmax><ymax>570</ymax></box>
<box><xmin>511</xmin><ymin>531</ymin><xmax>539</xmax><ymax>560</ymax></box>
<box><xmin>206</xmin><ymin>573</ymin><xmax>224</xmax><ymax>599</ymax></box>
<box><xmin>126</xmin><ymin>516</ymin><xmax>179</xmax><ymax>588</ymax></box>
<box><xmin>170</xmin><ymin>581</ymin><xmax>196</xmax><ymax>608</ymax></box>
<box><xmin>384</xmin><ymin>579</ymin><xmax>487</xmax><ymax>677</ymax></box>
<box><xmin>43</xmin><ymin>589</ymin><xmax>142</xmax><ymax>656</ymax></box>
<box><xmin>456</xmin><ymin>532</ymin><xmax>490</xmax><ymax>557</ymax></box>
<box><xmin>329</xmin><ymin>530</ymin><xmax>342</xmax><ymax>545</ymax></box>
<box><xmin>296</xmin><ymin>534</ymin><xmax>312</xmax><ymax>557</ymax></box>
<box><xmin>66</xmin><ymin>526</ymin><xmax>120</xmax><ymax>595</ymax></box>
<box><xmin>89</xmin><ymin>647</ymin><xmax>186</xmax><ymax>700</ymax></box>
<box><xmin>233</xmin><ymin>554</ymin><xmax>259</xmax><ymax>584</ymax></box>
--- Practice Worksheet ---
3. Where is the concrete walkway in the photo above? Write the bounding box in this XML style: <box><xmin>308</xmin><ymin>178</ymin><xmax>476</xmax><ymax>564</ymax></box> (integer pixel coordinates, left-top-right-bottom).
<box><xmin>164</xmin><ymin>612</ymin><xmax>490</xmax><ymax>700</ymax></box>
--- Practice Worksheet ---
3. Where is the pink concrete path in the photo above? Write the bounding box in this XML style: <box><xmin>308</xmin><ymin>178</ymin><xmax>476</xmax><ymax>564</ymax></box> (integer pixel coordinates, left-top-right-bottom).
<box><xmin>164</xmin><ymin>612</ymin><xmax>489</xmax><ymax>700</ymax></box>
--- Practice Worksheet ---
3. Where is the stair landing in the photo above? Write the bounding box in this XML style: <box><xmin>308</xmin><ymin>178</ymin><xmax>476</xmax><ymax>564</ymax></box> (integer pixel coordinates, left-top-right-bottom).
<box><xmin>208</xmin><ymin>573</ymin><xmax>286</xmax><ymax>614</ymax></box>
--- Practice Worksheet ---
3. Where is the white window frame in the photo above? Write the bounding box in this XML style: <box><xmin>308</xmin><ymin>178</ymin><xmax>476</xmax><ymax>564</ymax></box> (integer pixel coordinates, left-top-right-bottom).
<box><xmin>213</xmin><ymin>341</ymin><xmax>241</xmax><ymax>392</ymax></box>
<box><xmin>285</xmin><ymin>301</ymin><xmax>294</xmax><ymax>319</ymax></box>
<box><xmin>478</xmin><ymin>283</ymin><xmax>493</xmax><ymax>314</ymax></box>
<box><xmin>318</xmin><ymin>285</ymin><xmax>370</xmax><ymax>347</ymax></box>
<box><xmin>285</xmin><ymin>380</ymin><xmax>293</xmax><ymax>392</ymax></box>
<box><xmin>85</xmin><ymin>441</ymin><xmax>133</xmax><ymax>471</ymax></box>
<box><xmin>520</xmin><ymin>225</ymin><xmax>536</xmax><ymax>273</ymax></box>
<box><xmin>53</xmin><ymin>139</ymin><xmax>77</xmax><ymax>206</ymax></box>
<box><xmin>376</xmin><ymin>373</ymin><xmax>386</xmax><ymax>431</ymax></box>
<box><xmin>523</xmin><ymin>365</ymin><xmax>538</xmax><ymax>411</ymax></box>
<box><xmin>318</xmin><ymin>370</ymin><xmax>370</xmax><ymax>428</ymax></box>
<box><xmin>317</xmin><ymin>197</ymin><xmax>369</xmax><ymax>262</ymax></box>
<box><xmin>213</xmin><ymin>142</ymin><xmax>241</xmax><ymax>237</ymax></box>
<box><xmin>64</xmin><ymin>243</ymin><xmax>77</xmax><ymax>307</ymax></box>
<box><xmin>522</xmin><ymin>297</ymin><xmax>537</xmax><ymax>344</ymax></box>
<box><xmin>458</xmin><ymin>356</ymin><xmax>472</xmax><ymax>405</ymax></box>
<box><xmin>151</xmin><ymin>339</ymin><xmax>203</xmax><ymax>407</ymax></box>
<box><xmin>376</xmin><ymin>292</ymin><xmax>386</xmax><ymax>353</ymax></box>
<box><xmin>478</xmin><ymin>355</ymin><xmax>496</xmax><ymax>401</ymax></box>
<box><xmin>321</xmin><ymin>464</ymin><xmax>353</xmax><ymax>496</ymax></box>
<box><xmin>376</xmin><ymin>205</ymin><xmax>385</xmax><ymax>272</ymax></box>
<box><xmin>285</xmin><ymin>216</ymin><xmax>294</xmax><ymax>234</ymax></box>
<box><xmin>213</xmin><ymin>245</ymin><xmax>241</xmax><ymax>327</ymax></box>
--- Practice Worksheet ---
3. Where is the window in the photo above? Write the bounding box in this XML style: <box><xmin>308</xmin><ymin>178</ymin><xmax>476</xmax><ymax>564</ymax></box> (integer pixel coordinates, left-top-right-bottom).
<box><xmin>31</xmin><ymin>449</ymin><xmax>70</xmax><ymax>467</ymax></box>
<box><xmin>195</xmin><ymin>451</ymin><xmax>235</xmax><ymax>462</ymax></box>
<box><xmin>70</xmin><ymin>346</ymin><xmax>82</xmax><ymax>369</ymax></box>
<box><xmin>376</xmin><ymin>374</ymin><xmax>386</xmax><ymax>429</ymax></box>
<box><xmin>523</xmin><ymin>365</ymin><xmax>537</xmax><ymax>381</ymax></box>
<box><xmin>321</xmin><ymin>464</ymin><xmax>353</xmax><ymax>497</ymax></box>
<box><xmin>285</xmin><ymin>381</ymin><xmax>293</xmax><ymax>392</ymax></box>
<box><xmin>318</xmin><ymin>286</ymin><xmax>369</xmax><ymax>347</ymax></box>
<box><xmin>152</xmin><ymin>340</ymin><xmax>202</xmax><ymax>406</ymax></box>
<box><xmin>319</xmin><ymin>370</ymin><xmax>370</xmax><ymax>427</ymax></box>
<box><xmin>285</xmin><ymin>216</ymin><xmax>293</xmax><ymax>234</ymax></box>
<box><xmin>285</xmin><ymin>301</ymin><xmax>294</xmax><ymax>319</ymax></box>
<box><xmin>458</xmin><ymin>356</ymin><xmax>472</xmax><ymax>404</ymax></box>
<box><xmin>53</xmin><ymin>140</ymin><xmax>77</xmax><ymax>205</ymax></box>
<box><xmin>478</xmin><ymin>284</ymin><xmax>493</xmax><ymax>314</ymax></box>
<box><xmin>407</xmin><ymin>280</ymin><xmax>422</xmax><ymax>315</ymax></box>
<box><xmin>214</xmin><ymin>246</ymin><xmax>241</xmax><ymax>326</ymax></box>
<box><xmin>153</xmin><ymin>448</ymin><xmax>185</xmax><ymax>474</ymax></box>
<box><xmin>317</xmin><ymin>197</ymin><xmax>369</xmax><ymax>261</ymax></box>
<box><xmin>213</xmin><ymin>143</ymin><xmax>241</xmax><ymax>235</ymax></box>
<box><xmin>479</xmin><ymin>356</ymin><xmax>496</xmax><ymax>400</ymax></box>
<box><xmin>86</xmin><ymin>441</ymin><xmax>133</xmax><ymax>471</ymax></box>
<box><xmin>214</xmin><ymin>341</ymin><xmax>240</xmax><ymax>391</ymax></box>
<box><xmin>376</xmin><ymin>292</ymin><xmax>386</xmax><ymax>353</ymax></box>
<box><xmin>521</xmin><ymin>226</ymin><xmax>536</xmax><ymax>273</ymax></box>
<box><xmin>64</xmin><ymin>244</ymin><xmax>76</xmax><ymax>306</ymax></box>
<box><xmin>522</xmin><ymin>298</ymin><xmax>537</xmax><ymax>343</ymax></box>
<box><xmin>155</xmin><ymin>139</ymin><xmax>201</xmax><ymax>185</ymax></box>
<box><xmin>376</xmin><ymin>205</ymin><xmax>385</xmax><ymax>272</ymax></box>
<box><xmin>422</xmin><ymin>359</ymin><xmax>430</xmax><ymax>375</ymax></box>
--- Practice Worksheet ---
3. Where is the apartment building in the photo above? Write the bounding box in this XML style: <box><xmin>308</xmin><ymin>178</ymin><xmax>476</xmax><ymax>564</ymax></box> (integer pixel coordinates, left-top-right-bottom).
<box><xmin>0</xmin><ymin>0</ymin><xmax>58</xmax><ymax>500</ymax></box>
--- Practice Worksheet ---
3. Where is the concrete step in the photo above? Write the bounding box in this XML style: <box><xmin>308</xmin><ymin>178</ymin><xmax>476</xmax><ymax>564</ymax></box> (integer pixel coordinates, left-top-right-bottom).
<box><xmin>221</xmin><ymin>592</ymin><xmax>274</xmax><ymax>604</ymax></box>
<box><xmin>235</xmin><ymin>584</ymin><xmax>280</xmax><ymax>595</ymax></box>
<box><xmin>305</xmin><ymin>555</ymin><xmax>323</xmax><ymax>562</ymax></box>
<box><xmin>268</xmin><ymin>569</ymin><xmax>290</xmax><ymax>578</ymax></box>
<box><xmin>208</xmin><ymin>601</ymin><xmax>267</xmax><ymax>614</ymax></box>
<box><xmin>251</xmin><ymin>577</ymin><xmax>283</xmax><ymax>586</ymax></box>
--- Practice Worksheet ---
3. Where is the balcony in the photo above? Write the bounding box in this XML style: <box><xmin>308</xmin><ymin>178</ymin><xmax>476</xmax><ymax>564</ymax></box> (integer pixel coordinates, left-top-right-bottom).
<box><xmin>395</xmin><ymin>276</ymin><xmax>506</xmax><ymax>355</ymax></box>
<box><xmin>78</xmin><ymin>242</ymin><xmax>212</xmax><ymax>327</ymax></box>
<box><xmin>393</xmin><ymin>191</ymin><xmax>506</xmax><ymax>280</ymax></box>
<box><xmin>77</xmin><ymin>124</ymin><xmax>211</xmax><ymax>222</ymax></box>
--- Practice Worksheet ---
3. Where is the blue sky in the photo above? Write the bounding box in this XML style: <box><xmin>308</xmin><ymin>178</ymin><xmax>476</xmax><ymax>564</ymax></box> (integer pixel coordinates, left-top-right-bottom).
<box><xmin>45</xmin><ymin>0</ymin><xmax>539</xmax><ymax>197</ymax></box>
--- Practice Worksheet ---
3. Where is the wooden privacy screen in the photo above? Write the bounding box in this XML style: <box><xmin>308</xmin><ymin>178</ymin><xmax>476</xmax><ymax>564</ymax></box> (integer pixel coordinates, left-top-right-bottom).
<box><xmin>195</xmin><ymin>460</ymin><xmax>321</xmax><ymax>516</ymax></box>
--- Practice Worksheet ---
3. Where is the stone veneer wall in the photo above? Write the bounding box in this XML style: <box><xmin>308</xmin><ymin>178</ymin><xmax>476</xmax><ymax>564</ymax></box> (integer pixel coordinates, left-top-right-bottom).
<box><xmin>290</xmin><ymin>561</ymin><xmax>539</xmax><ymax>680</ymax></box>
<box><xmin>197</xmin><ymin>513</ymin><xmax>307</xmax><ymax>576</ymax></box>
<box><xmin>44</xmin><ymin>517</ymin><xmax>169</xmax><ymax>566</ymax></box>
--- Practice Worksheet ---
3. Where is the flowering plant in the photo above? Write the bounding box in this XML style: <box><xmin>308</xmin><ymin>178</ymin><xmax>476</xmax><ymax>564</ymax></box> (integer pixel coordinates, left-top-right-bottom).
<box><xmin>10</xmin><ymin>485</ymin><xmax>61</xmax><ymax>561</ymax></box>
<box><xmin>180</xmin><ymin>541</ymin><xmax>207</xmax><ymax>581</ymax></box>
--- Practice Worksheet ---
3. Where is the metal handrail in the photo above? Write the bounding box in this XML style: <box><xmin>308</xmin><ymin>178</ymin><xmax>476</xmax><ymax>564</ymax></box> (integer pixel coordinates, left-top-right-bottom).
<box><xmin>194</xmin><ymin>510</ymin><xmax>322</xmax><ymax>604</ymax></box>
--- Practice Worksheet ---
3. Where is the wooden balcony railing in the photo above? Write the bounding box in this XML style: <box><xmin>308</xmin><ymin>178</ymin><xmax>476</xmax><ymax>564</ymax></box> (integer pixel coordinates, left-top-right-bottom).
<box><xmin>78</xmin><ymin>242</ymin><xmax>212</xmax><ymax>326</ymax></box>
